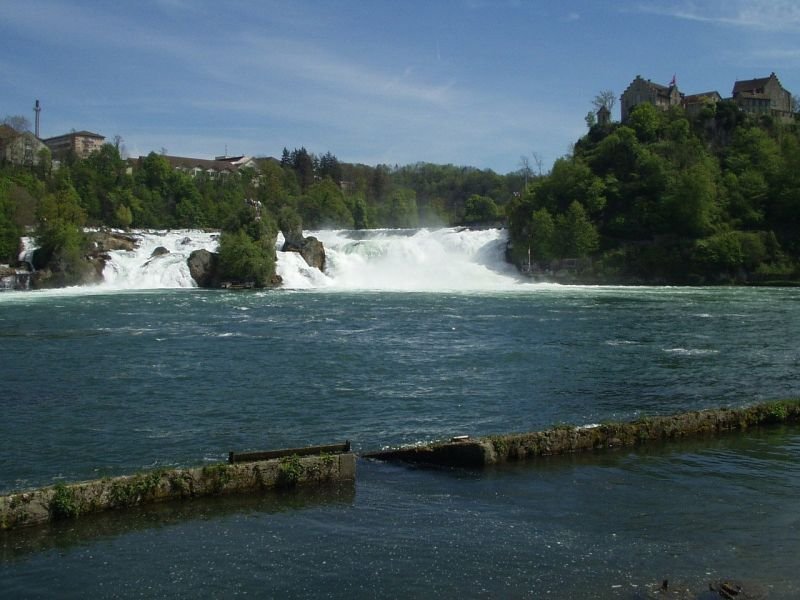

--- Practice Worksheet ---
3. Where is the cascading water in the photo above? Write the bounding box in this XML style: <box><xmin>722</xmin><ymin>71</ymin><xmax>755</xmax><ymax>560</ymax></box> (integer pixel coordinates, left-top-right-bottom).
<box><xmin>276</xmin><ymin>227</ymin><xmax>524</xmax><ymax>291</ymax></box>
<box><xmin>0</xmin><ymin>237</ymin><xmax>37</xmax><ymax>290</ymax></box>
<box><xmin>101</xmin><ymin>230</ymin><xmax>219</xmax><ymax>289</ymax></box>
<box><xmin>16</xmin><ymin>227</ymin><xmax>523</xmax><ymax>292</ymax></box>
<box><xmin>17</xmin><ymin>236</ymin><xmax>37</xmax><ymax>270</ymax></box>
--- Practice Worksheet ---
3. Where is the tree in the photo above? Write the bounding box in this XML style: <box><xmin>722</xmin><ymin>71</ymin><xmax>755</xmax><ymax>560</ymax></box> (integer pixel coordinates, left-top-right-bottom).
<box><xmin>0</xmin><ymin>176</ymin><xmax>22</xmax><ymax>262</ymax></box>
<box><xmin>255</xmin><ymin>160</ymin><xmax>288</xmax><ymax>213</ymax></box>
<box><xmin>662</xmin><ymin>162</ymin><xmax>718</xmax><ymax>238</ymax></box>
<box><xmin>217</xmin><ymin>229</ymin><xmax>275</xmax><ymax>286</ymax></box>
<box><xmin>531</xmin><ymin>152</ymin><xmax>545</xmax><ymax>177</ymax></box>
<box><xmin>532</xmin><ymin>157</ymin><xmax>605</xmax><ymax>215</ymax></box>
<box><xmin>530</xmin><ymin>207</ymin><xmax>556</xmax><ymax>263</ymax></box>
<box><xmin>33</xmin><ymin>174</ymin><xmax>92</xmax><ymax>283</ymax></box>
<box><xmin>554</xmin><ymin>201</ymin><xmax>599</xmax><ymax>258</ymax></box>
<box><xmin>318</xmin><ymin>151</ymin><xmax>342</xmax><ymax>184</ymax></box>
<box><xmin>288</xmin><ymin>147</ymin><xmax>315</xmax><ymax>192</ymax></box>
<box><xmin>299</xmin><ymin>178</ymin><xmax>353</xmax><ymax>228</ymax></box>
<box><xmin>385</xmin><ymin>188</ymin><xmax>418</xmax><ymax>228</ymax></box>
<box><xmin>463</xmin><ymin>194</ymin><xmax>500</xmax><ymax>224</ymax></box>
<box><xmin>112</xmin><ymin>134</ymin><xmax>127</xmax><ymax>158</ymax></box>
<box><xmin>592</xmin><ymin>90</ymin><xmax>616</xmax><ymax>114</ymax></box>
<box><xmin>278</xmin><ymin>205</ymin><xmax>303</xmax><ymax>241</ymax></box>
<box><xmin>113</xmin><ymin>201</ymin><xmax>134</xmax><ymax>229</ymax></box>
<box><xmin>627</xmin><ymin>102</ymin><xmax>662</xmax><ymax>143</ymax></box>
<box><xmin>518</xmin><ymin>155</ymin><xmax>534</xmax><ymax>188</ymax></box>
<box><xmin>2</xmin><ymin>115</ymin><xmax>31</xmax><ymax>133</ymax></box>
<box><xmin>351</xmin><ymin>196</ymin><xmax>369</xmax><ymax>229</ymax></box>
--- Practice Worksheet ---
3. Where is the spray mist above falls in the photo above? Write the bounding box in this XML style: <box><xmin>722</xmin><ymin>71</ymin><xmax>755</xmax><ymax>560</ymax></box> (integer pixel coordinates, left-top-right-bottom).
<box><xmin>76</xmin><ymin>227</ymin><xmax>527</xmax><ymax>292</ymax></box>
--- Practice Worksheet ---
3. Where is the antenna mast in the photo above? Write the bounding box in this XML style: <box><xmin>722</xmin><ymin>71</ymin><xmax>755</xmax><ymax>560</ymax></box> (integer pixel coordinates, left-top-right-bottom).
<box><xmin>34</xmin><ymin>100</ymin><xmax>41</xmax><ymax>138</ymax></box>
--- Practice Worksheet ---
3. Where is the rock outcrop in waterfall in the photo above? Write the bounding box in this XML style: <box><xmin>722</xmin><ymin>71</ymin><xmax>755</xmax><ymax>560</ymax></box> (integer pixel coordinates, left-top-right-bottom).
<box><xmin>279</xmin><ymin>212</ymin><xmax>326</xmax><ymax>272</ymax></box>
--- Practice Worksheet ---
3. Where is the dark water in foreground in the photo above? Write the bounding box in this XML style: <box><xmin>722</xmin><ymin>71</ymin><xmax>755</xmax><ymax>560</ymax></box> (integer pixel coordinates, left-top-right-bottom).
<box><xmin>1</xmin><ymin>286</ymin><xmax>799</xmax><ymax>598</ymax></box>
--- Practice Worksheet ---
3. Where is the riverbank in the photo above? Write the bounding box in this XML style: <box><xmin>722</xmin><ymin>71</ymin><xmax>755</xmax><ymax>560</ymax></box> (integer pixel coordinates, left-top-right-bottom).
<box><xmin>366</xmin><ymin>400</ymin><xmax>800</xmax><ymax>468</ymax></box>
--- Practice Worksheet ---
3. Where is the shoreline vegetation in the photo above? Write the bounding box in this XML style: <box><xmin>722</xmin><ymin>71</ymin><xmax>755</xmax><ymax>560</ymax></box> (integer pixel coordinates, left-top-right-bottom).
<box><xmin>3</xmin><ymin>99</ymin><xmax>800</xmax><ymax>289</ymax></box>
<box><xmin>2</xmin><ymin>400</ymin><xmax>797</xmax><ymax>531</ymax></box>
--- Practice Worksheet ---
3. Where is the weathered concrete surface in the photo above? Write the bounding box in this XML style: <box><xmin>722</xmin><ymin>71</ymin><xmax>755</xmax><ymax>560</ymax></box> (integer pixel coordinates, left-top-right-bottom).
<box><xmin>0</xmin><ymin>453</ymin><xmax>356</xmax><ymax>530</ymax></box>
<box><xmin>366</xmin><ymin>400</ymin><xmax>800</xmax><ymax>468</ymax></box>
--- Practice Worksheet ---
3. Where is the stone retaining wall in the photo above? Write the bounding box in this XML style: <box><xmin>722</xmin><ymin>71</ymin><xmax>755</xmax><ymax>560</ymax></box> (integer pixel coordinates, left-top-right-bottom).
<box><xmin>0</xmin><ymin>453</ymin><xmax>356</xmax><ymax>530</ymax></box>
<box><xmin>366</xmin><ymin>400</ymin><xmax>800</xmax><ymax>468</ymax></box>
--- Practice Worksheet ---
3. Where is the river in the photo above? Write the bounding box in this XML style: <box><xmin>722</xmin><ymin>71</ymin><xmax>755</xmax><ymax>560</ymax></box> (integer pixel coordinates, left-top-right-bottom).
<box><xmin>1</xmin><ymin>228</ymin><xmax>799</xmax><ymax>598</ymax></box>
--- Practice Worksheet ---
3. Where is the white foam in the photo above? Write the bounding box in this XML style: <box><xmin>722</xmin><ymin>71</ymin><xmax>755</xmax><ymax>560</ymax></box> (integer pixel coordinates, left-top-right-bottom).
<box><xmin>278</xmin><ymin>227</ymin><xmax>526</xmax><ymax>292</ymax></box>
<box><xmin>101</xmin><ymin>230</ymin><xmax>219</xmax><ymax>289</ymax></box>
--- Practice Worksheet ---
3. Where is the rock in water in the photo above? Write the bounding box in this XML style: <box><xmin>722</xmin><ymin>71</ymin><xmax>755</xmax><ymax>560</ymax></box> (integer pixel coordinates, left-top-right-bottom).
<box><xmin>150</xmin><ymin>246</ymin><xmax>170</xmax><ymax>258</ymax></box>
<box><xmin>86</xmin><ymin>230</ymin><xmax>137</xmax><ymax>253</ymax></box>
<box><xmin>299</xmin><ymin>236</ymin><xmax>326</xmax><ymax>271</ymax></box>
<box><xmin>187</xmin><ymin>249</ymin><xmax>220</xmax><ymax>288</ymax></box>
<box><xmin>282</xmin><ymin>234</ymin><xmax>326</xmax><ymax>271</ymax></box>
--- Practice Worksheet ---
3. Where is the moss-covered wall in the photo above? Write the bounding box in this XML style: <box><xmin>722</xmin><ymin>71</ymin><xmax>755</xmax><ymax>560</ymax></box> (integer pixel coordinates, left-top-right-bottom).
<box><xmin>0</xmin><ymin>453</ymin><xmax>356</xmax><ymax>530</ymax></box>
<box><xmin>366</xmin><ymin>400</ymin><xmax>800</xmax><ymax>468</ymax></box>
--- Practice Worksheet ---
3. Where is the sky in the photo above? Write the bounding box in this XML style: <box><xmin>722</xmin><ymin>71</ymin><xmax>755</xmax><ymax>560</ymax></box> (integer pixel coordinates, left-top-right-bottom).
<box><xmin>2</xmin><ymin>0</ymin><xmax>799</xmax><ymax>174</ymax></box>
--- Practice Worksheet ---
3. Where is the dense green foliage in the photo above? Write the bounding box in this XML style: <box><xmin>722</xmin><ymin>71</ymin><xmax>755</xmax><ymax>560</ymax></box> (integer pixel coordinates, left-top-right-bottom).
<box><xmin>508</xmin><ymin>102</ymin><xmax>800</xmax><ymax>283</ymax></box>
<box><xmin>0</xmin><ymin>177</ymin><xmax>21</xmax><ymax>261</ymax></box>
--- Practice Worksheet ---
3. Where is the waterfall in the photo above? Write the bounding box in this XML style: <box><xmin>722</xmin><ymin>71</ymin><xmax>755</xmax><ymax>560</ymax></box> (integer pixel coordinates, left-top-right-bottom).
<box><xmin>276</xmin><ymin>227</ymin><xmax>523</xmax><ymax>291</ymax></box>
<box><xmin>18</xmin><ymin>237</ymin><xmax>37</xmax><ymax>271</ymax></box>
<box><xmin>13</xmin><ymin>227</ymin><xmax>523</xmax><ymax>292</ymax></box>
<box><xmin>0</xmin><ymin>238</ymin><xmax>37</xmax><ymax>290</ymax></box>
<box><xmin>101</xmin><ymin>230</ymin><xmax>219</xmax><ymax>289</ymax></box>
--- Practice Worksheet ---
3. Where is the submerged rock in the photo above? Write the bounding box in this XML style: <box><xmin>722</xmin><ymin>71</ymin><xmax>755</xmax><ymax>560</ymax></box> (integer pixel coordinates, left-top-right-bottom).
<box><xmin>150</xmin><ymin>246</ymin><xmax>170</xmax><ymax>258</ymax></box>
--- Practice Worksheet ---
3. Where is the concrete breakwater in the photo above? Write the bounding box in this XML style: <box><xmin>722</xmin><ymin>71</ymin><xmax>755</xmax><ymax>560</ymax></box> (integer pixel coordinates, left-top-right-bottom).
<box><xmin>366</xmin><ymin>400</ymin><xmax>800</xmax><ymax>468</ymax></box>
<box><xmin>2</xmin><ymin>400</ymin><xmax>798</xmax><ymax>531</ymax></box>
<box><xmin>0</xmin><ymin>453</ymin><xmax>356</xmax><ymax>530</ymax></box>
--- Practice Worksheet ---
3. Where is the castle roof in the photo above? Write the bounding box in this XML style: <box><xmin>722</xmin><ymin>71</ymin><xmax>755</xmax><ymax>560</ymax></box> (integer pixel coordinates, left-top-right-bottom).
<box><xmin>683</xmin><ymin>91</ymin><xmax>722</xmax><ymax>103</ymax></box>
<box><xmin>732</xmin><ymin>72</ymin><xmax>780</xmax><ymax>96</ymax></box>
<box><xmin>623</xmin><ymin>75</ymin><xmax>679</xmax><ymax>99</ymax></box>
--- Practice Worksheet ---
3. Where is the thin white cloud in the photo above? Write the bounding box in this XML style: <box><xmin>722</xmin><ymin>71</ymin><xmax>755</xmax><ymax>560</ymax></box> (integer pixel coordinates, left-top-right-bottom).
<box><xmin>1</xmin><ymin>1</ymin><xmax>455</xmax><ymax>110</ymax></box>
<box><xmin>233</xmin><ymin>34</ymin><xmax>456</xmax><ymax>108</ymax></box>
<box><xmin>637</xmin><ymin>0</ymin><xmax>800</xmax><ymax>32</ymax></box>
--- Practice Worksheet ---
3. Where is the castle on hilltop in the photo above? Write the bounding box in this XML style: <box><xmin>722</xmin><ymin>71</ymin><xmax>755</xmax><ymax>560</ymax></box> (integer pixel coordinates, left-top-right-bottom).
<box><xmin>620</xmin><ymin>72</ymin><xmax>793</xmax><ymax>123</ymax></box>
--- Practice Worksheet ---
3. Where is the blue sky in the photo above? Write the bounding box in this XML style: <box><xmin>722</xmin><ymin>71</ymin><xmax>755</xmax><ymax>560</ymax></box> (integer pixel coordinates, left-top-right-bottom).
<box><xmin>2</xmin><ymin>0</ymin><xmax>799</xmax><ymax>173</ymax></box>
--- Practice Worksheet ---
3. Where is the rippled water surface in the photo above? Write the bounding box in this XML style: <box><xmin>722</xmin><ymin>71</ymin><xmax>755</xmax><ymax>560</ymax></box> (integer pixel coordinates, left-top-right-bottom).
<box><xmin>1</xmin><ymin>286</ymin><xmax>799</xmax><ymax>598</ymax></box>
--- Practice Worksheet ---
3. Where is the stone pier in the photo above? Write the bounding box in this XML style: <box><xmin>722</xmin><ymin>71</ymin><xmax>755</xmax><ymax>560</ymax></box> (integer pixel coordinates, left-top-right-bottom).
<box><xmin>366</xmin><ymin>400</ymin><xmax>800</xmax><ymax>468</ymax></box>
<box><xmin>1</xmin><ymin>453</ymin><xmax>356</xmax><ymax>530</ymax></box>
